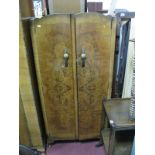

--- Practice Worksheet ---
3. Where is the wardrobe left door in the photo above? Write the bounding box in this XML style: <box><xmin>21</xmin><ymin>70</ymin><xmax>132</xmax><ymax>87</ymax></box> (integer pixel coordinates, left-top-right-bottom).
<box><xmin>31</xmin><ymin>15</ymin><xmax>77</xmax><ymax>142</ymax></box>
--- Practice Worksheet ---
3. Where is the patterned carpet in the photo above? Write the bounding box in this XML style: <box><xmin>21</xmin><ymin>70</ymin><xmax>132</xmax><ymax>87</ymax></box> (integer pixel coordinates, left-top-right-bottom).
<box><xmin>46</xmin><ymin>141</ymin><xmax>106</xmax><ymax>155</ymax></box>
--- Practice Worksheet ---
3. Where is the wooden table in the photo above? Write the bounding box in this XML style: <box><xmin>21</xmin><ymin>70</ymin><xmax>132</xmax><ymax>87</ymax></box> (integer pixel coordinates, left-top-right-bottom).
<box><xmin>101</xmin><ymin>98</ymin><xmax>135</xmax><ymax>155</ymax></box>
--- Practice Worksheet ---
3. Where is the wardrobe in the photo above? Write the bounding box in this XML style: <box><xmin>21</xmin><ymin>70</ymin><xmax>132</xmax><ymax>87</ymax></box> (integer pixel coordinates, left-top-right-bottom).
<box><xmin>31</xmin><ymin>13</ymin><xmax>116</xmax><ymax>142</ymax></box>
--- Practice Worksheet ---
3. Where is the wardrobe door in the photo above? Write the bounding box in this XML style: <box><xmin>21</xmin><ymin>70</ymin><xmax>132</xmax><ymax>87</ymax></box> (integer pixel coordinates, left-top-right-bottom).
<box><xmin>31</xmin><ymin>15</ymin><xmax>77</xmax><ymax>141</ymax></box>
<box><xmin>75</xmin><ymin>13</ymin><xmax>116</xmax><ymax>139</ymax></box>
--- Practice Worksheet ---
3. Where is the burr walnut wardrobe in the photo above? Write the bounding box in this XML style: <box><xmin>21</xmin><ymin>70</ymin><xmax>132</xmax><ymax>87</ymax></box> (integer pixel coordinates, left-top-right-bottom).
<box><xmin>31</xmin><ymin>13</ymin><xmax>116</xmax><ymax>143</ymax></box>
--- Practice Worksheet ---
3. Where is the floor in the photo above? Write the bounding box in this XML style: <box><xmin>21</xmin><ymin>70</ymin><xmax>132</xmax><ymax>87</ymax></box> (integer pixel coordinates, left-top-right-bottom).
<box><xmin>46</xmin><ymin>141</ymin><xmax>106</xmax><ymax>155</ymax></box>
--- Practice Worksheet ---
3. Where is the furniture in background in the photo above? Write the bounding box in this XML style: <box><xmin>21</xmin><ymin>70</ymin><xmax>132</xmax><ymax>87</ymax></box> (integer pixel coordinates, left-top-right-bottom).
<box><xmin>19</xmin><ymin>16</ymin><xmax>45</xmax><ymax>152</ymax></box>
<box><xmin>87</xmin><ymin>2</ymin><xmax>103</xmax><ymax>12</ymax></box>
<box><xmin>122</xmin><ymin>16</ymin><xmax>135</xmax><ymax>120</ymax></box>
<box><xmin>101</xmin><ymin>98</ymin><xmax>135</xmax><ymax>155</ymax></box>
<box><xmin>129</xmin><ymin>51</ymin><xmax>135</xmax><ymax>120</ymax></box>
<box><xmin>31</xmin><ymin>13</ymin><xmax>116</xmax><ymax>143</ymax></box>
<box><xmin>86</xmin><ymin>1</ymin><xmax>108</xmax><ymax>14</ymax></box>
<box><xmin>131</xmin><ymin>137</ymin><xmax>135</xmax><ymax>155</ymax></box>
<box><xmin>20</xmin><ymin>0</ymin><xmax>48</xmax><ymax>18</ymax></box>
<box><xmin>112</xmin><ymin>11</ymin><xmax>135</xmax><ymax>98</ymax></box>
<box><xmin>19</xmin><ymin>0</ymin><xmax>34</xmax><ymax>17</ymax></box>
<box><xmin>48</xmin><ymin>0</ymin><xmax>85</xmax><ymax>14</ymax></box>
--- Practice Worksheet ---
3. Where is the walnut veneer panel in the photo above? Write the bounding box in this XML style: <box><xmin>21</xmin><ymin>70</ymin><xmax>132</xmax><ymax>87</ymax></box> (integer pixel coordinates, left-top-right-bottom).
<box><xmin>75</xmin><ymin>13</ymin><xmax>116</xmax><ymax>139</ymax></box>
<box><xmin>31</xmin><ymin>15</ymin><xmax>77</xmax><ymax>141</ymax></box>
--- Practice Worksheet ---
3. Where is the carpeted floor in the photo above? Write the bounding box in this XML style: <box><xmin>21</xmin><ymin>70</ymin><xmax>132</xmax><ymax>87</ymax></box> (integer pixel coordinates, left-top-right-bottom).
<box><xmin>46</xmin><ymin>141</ymin><xmax>106</xmax><ymax>155</ymax></box>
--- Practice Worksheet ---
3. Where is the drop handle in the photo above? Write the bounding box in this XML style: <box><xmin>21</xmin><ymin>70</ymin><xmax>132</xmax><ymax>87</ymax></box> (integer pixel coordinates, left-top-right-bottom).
<box><xmin>64</xmin><ymin>48</ymin><xmax>69</xmax><ymax>67</ymax></box>
<box><xmin>81</xmin><ymin>48</ymin><xmax>86</xmax><ymax>67</ymax></box>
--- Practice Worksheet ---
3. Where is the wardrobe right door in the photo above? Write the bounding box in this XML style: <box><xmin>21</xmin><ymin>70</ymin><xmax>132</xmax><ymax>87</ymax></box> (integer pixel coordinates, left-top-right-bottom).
<box><xmin>75</xmin><ymin>13</ymin><xmax>116</xmax><ymax>140</ymax></box>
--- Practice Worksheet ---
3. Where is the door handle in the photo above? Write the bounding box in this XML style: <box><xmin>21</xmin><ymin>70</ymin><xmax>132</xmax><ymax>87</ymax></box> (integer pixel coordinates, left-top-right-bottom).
<box><xmin>81</xmin><ymin>48</ymin><xmax>86</xmax><ymax>67</ymax></box>
<box><xmin>64</xmin><ymin>48</ymin><xmax>69</xmax><ymax>67</ymax></box>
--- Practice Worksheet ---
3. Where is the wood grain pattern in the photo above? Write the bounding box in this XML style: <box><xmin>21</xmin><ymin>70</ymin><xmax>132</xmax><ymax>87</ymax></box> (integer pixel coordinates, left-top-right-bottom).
<box><xmin>75</xmin><ymin>13</ymin><xmax>116</xmax><ymax>139</ymax></box>
<box><xmin>19</xmin><ymin>18</ymin><xmax>43</xmax><ymax>148</ymax></box>
<box><xmin>31</xmin><ymin>15</ymin><xmax>77</xmax><ymax>140</ymax></box>
<box><xmin>30</xmin><ymin>13</ymin><xmax>116</xmax><ymax>141</ymax></box>
<box><xmin>78</xmin><ymin>110</ymin><xmax>102</xmax><ymax>139</ymax></box>
<box><xmin>19</xmin><ymin>91</ymin><xmax>31</xmax><ymax>146</ymax></box>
